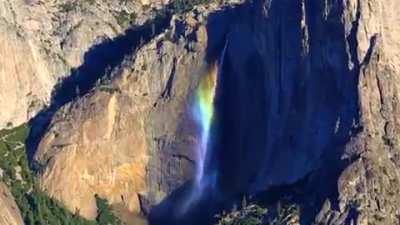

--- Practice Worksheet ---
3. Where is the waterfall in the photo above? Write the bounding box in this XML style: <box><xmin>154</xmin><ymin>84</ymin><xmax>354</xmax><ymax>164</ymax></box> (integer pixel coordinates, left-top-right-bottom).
<box><xmin>194</xmin><ymin>40</ymin><xmax>228</xmax><ymax>191</ymax></box>
<box><xmin>181</xmin><ymin>40</ymin><xmax>229</xmax><ymax>213</ymax></box>
<box><xmin>194</xmin><ymin>64</ymin><xmax>218</xmax><ymax>187</ymax></box>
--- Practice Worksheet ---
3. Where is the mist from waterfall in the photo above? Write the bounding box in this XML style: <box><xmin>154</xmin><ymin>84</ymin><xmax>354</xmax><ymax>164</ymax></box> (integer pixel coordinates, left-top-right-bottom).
<box><xmin>195</xmin><ymin>63</ymin><xmax>217</xmax><ymax>187</ymax></box>
<box><xmin>180</xmin><ymin>41</ymin><xmax>229</xmax><ymax>214</ymax></box>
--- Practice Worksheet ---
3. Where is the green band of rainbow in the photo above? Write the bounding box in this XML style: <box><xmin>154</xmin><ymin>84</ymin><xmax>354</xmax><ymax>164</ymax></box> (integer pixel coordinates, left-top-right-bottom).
<box><xmin>194</xmin><ymin>64</ymin><xmax>218</xmax><ymax>186</ymax></box>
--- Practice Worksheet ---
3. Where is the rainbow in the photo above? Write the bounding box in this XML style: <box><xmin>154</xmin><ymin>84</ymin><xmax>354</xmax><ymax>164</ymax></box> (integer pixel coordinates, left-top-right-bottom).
<box><xmin>179</xmin><ymin>64</ymin><xmax>218</xmax><ymax>215</ymax></box>
<box><xmin>193</xmin><ymin>64</ymin><xmax>218</xmax><ymax>187</ymax></box>
<box><xmin>180</xmin><ymin>42</ymin><xmax>227</xmax><ymax>215</ymax></box>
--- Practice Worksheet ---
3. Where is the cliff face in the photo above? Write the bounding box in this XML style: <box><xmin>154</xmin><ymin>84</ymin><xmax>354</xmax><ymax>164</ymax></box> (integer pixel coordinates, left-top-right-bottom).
<box><xmin>0</xmin><ymin>0</ymin><xmax>164</xmax><ymax>129</ymax></box>
<box><xmin>0</xmin><ymin>182</ymin><xmax>25</xmax><ymax>225</ymax></box>
<box><xmin>25</xmin><ymin>0</ymin><xmax>400</xmax><ymax>225</ymax></box>
<box><xmin>327</xmin><ymin>0</ymin><xmax>400</xmax><ymax>224</ymax></box>
<box><xmin>33</xmin><ymin>4</ymin><xmax>221</xmax><ymax>220</ymax></box>
<box><xmin>208</xmin><ymin>0</ymin><xmax>400</xmax><ymax>224</ymax></box>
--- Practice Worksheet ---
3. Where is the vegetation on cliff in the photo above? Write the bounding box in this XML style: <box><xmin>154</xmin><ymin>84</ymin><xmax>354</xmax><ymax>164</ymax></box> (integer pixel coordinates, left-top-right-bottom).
<box><xmin>95</xmin><ymin>195</ymin><xmax>121</xmax><ymax>225</ymax></box>
<box><xmin>215</xmin><ymin>198</ymin><xmax>300</xmax><ymax>225</ymax></box>
<box><xmin>172</xmin><ymin>0</ymin><xmax>214</xmax><ymax>13</ymax></box>
<box><xmin>216</xmin><ymin>201</ymin><xmax>267</xmax><ymax>225</ymax></box>
<box><xmin>0</xmin><ymin>125</ymin><xmax>120</xmax><ymax>225</ymax></box>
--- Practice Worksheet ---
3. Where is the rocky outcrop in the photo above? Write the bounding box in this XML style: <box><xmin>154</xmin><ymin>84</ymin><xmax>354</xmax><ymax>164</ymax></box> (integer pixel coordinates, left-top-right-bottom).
<box><xmin>0</xmin><ymin>0</ymin><xmax>166</xmax><ymax>129</ymax></box>
<box><xmin>0</xmin><ymin>182</ymin><xmax>25</xmax><ymax>225</ymax></box>
<box><xmin>200</xmin><ymin>0</ymin><xmax>361</xmax><ymax>195</ymax></box>
<box><xmin>0</xmin><ymin>19</ymin><xmax>53</xmax><ymax>130</ymax></box>
<box><xmin>30</xmin><ymin>0</ymin><xmax>400</xmax><ymax>224</ymax></box>
<box><xmin>317</xmin><ymin>1</ymin><xmax>400</xmax><ymax>224</ymax></box>
<box><xmin>149</xmin><ymin>0</ymin><xmax>400</xmax><ymax>224</ymax></box>
<box><xmin>193</xmin><ymin>2</ymin><xmax>400</xmax><ymax>225</ymax></box>
<box><xmin>33</xmin><ymin>2</ymin><xmax>230</xmax><ymax>219</ymax></box>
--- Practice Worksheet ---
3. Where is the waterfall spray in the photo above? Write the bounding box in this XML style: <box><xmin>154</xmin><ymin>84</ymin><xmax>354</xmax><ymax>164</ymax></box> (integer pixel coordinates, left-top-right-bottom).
<box><xmin>194</xmin><ymin>64</ymin><xmax>218</xmax><ymax>188</ymax></box>
<box><xmin>180</xmin><ymin>41</ymin><xmax>229</xmax><ymax>214</ymax></box>
<box><xmin>194</xmin><ymin>40</ymin><xmax>229</xmax><ymax>190</ymax></box>
<box><xmin>178</xmin><ymin>64</ymin><xmax>218</xmax><ymax>215</ymax></box>
<box><xmin>176</xmin><ymin>65</ymin><xmax>217</xmax><ymax>216</ymax></box>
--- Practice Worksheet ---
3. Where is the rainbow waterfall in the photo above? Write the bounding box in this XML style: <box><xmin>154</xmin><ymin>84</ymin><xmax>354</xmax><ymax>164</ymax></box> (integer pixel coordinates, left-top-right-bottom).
<box><xmin>193</xmin><ymin>64</ymin><xmax>218</xmax><ymax>188</ymax></box>
<box><xmin>177</xmin><ymin>64</ymin><xmax>218</xmax><ymax>214</ymax></box>
<box><xmin>184</xmin><ymin>41</ymin><xmax>228</xmax><ymax>210</ymax></box>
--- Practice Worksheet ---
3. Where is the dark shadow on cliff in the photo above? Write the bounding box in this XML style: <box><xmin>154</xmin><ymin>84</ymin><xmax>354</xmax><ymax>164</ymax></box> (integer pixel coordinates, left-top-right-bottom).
<box><xmin>149</xmin><ymin>181</ymin><xmax>243</xmax><ymax>225</ymax></box>
<box><xmin>149</xmin><ymin>3</ymin><xmax>256</xmax><ymax>225</ymax></box>
<box><xmin>25</xmin><ymin>8</ymin><xmax>174</xmax><ymax>164</ymax></box>
<box><xmin>150</xmin><ymin>0</ymin><xmax>363</xmax><ymax>224</ymax></box>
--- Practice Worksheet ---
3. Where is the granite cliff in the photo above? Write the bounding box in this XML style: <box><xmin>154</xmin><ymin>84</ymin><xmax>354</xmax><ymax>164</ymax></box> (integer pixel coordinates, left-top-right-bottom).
<box><xmin>1</xmin><ymin>0</ymin><xmax>400</xmax><ymax>225</ymax></box>
<box><xmin>0</xmin><ymin>182</ymin><xmax>24</xmax><ymax>225</ymax></box>
<box><xmin>33</xmin><ymin>2</ymin><xmax>225</xmax><ymax>221</ymax></box>
<box><xmin>0</xmin><ymin>0</ymin><xmax>167</xmax><ymax>129</ymax></box>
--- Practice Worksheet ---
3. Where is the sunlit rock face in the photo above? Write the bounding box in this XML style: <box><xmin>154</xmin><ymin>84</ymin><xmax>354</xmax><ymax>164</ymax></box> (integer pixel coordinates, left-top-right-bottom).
<box><xmin>32</xmin><ymin>5</ymin><xmax>224</xmax><ymax>220</ymax></box>
<box><xmin>30</xmin><ymin>0</ymin><xmax>400</xmax><ymax>224</ymax></box>
<box><xmin>0</xmin><ymin>182</ymin><xmax>24</xmax><ymax>225</ymax></box>
<box><xmin>0</xmin><ymin>0</ymin><xmax>164</xmax><ymax>129</ymax></box>
<box><xmin>140</xmin><ymin>0</ymin><xmax>170</xmax><ymax>7</ymax></box>
<box><xmin>0</xmin><ymin>20</ymin><xmax>53</xmax><ymax>129</ymax></box>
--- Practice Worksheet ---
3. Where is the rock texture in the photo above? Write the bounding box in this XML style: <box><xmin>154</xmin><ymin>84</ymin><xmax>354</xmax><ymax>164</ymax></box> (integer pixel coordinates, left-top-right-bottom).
<box><xmin>0</xmin><ymin>182</ymin><xmax>25</xmax><ymax>225</ymax></box>
<box><xmin>27</xmin><ymin>0</ymin><xmax>400</xmax><ymax>224</ymax></box>
<box><xmin>316</xmin><ymin>0</ymin><xmax>400</xmax><ymax>224</ymax></box>
<box><xmin>198</xmin><ymin>0</ymin><xmax>361</xmax><ymax>196</ymax></box>
<box><xmin>33</xmin><ymin>2</ymin><xmax>228</xmax><ymax>219</ymax></box>
<box><xmin>0</xmin><ymin>0</ymin><xmax>166</xmax><ymax>129</ymax></box>
<box><xmin>189</xmin><ymin>3</ymin><xmax>400</xmax><ymax>225</ymax></box>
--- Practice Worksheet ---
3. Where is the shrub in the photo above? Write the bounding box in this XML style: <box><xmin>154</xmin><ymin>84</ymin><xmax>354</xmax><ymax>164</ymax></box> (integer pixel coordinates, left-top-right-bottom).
<box><xmin>59</xmin><ymin>1</ymin><xmax>78</xmax><ymax>13</ymax></box>
<box><xmin>216</xmin><ymin>198</ymin><xmax>267</xmax><ymax>225</ymax></box>
<box><xmin>115</xmin><ymin>10</ymin><xmax>137</xmax><ymax>27</ymax></box>
<box><xmin>172</xmin><ymin>0</ymin><xmax>212</xmax><ymax>13</ymax></box>
<box><xmin>215</xmin><ymin>198</ymin><xmax>301</xmax><ymax>225</ymax></box>
<box><xmin>95</xmin><ymin>195</ymin><xmax>121</xmax><ymax>225</ymax></box>
<box><xmin>0</xmin><ymin>125</ymin><xmax>120</xmax><ymax>225</ymax></box>
<box><xmin>268</xmin><ymin>202</ymin><xmax>300</xmax><ymax>225</ymax></box>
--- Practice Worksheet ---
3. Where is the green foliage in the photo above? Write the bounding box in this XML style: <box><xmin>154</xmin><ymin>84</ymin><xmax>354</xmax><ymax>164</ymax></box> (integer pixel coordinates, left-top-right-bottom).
<box><xmin>95</xmin><ymin>195</ymin><xmax>121</xmax><ymax>225</ymax></box>
<box><xmin>269</xmin><ymin>203</ymin><xmax>300</xmax><ymax>225</ymax></box>
<box><xmin>59</xmin><ymin>1</ymin><xmax>78</xmax><ymax>13</ymax></box>
<box><xmin>23</xmin><ymin>190</ymin><xmax>97</xmax><ymax>225</ymax></box>
<box><xmin>216</xmin><ymin>198</ymin><xmax>267</xmax><ymax>225</ymax></box>
<box><xmin>115</xmin><ymin>10</ymin><xmax>137</xmax><ymax>27</ymax></box>
<box><xmin>172</xmin><ymin>0</ymin><xmax>213</xmax><ymax>13</ymax></box>
<box><xmin>0</xmin><ymin>124</ymin><xmax>32</xmax><ymax>191</ymax></box>
<box><xmin>85</xmin><ymin>0</ymin><xmax>96</xmax><ymax>6</ymax></box>
<box><xmin>216</xmin><ymin>198</ymin><xmax>301</xmax><ymax>225</ymax></box>
<box><xmin>0</xmin><ymin>125</ymin><xmax>119</xmax><ymax>225</ymax></box>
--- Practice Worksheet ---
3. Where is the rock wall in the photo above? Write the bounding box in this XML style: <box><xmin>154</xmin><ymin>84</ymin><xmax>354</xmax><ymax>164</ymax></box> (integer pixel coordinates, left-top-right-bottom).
<box><xmin>29</xmin><ymin>0</ymin><xmax>400</xmax><ymax>224</ymax></box>
<box><xmin>0</xmin><ymin>182</ymin><xmax>25</xmax><ymax>225</ymax></box>
<box><xmin>33</xmin><ymin>4</ymin><xmax>224</xmax><ymax>219</ymax></box>
<box><xmin>202</xmin><ymin>0</ymin><xmax>360</xmax><ymax>195</ymax></box>
<box><xmin>320</xmin><ymin>0</ymin><xmax>400</xmax><ymax>224</ymax></box>
<box><xmin>0</xmin><ymin>0</ymin><xmax>163</xmax><ymax>129</ymax></box>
